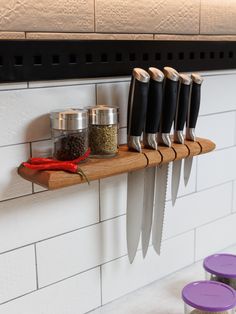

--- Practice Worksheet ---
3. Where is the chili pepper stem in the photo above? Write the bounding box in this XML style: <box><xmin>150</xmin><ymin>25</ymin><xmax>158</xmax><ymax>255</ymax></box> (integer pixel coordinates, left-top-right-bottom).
<box><xmin>77</xmin><ymin>167</ymin><xmax>90</xmax><ymax>185</ymax></box>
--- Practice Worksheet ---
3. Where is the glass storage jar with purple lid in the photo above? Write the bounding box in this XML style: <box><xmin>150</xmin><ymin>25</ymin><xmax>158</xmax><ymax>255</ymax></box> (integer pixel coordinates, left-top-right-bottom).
<box><xmin>182</xmin><ymin>280</ymin><xmax>236</xmax><ymax>314</ymax></box>
<box><xmin>50</xmin><ymin>108</ymin><xmax>89</xmax><ymax>161</ymax></box>
<box><xmin>204</xmin><ymin>254</ymin><xmax>236</xmax><ymax>290</ymax></box>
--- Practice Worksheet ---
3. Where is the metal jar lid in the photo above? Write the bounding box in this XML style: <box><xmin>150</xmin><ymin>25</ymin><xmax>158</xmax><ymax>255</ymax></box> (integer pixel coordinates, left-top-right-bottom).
<box><xmin>89</xmin><ymin>105</ymin><xmax>119</xmax><ymax>125</ymax></box>
<box><xmin>50</xmin><ymin>108</ymin><xmax>88</xmax><ymax>130</ymax></box>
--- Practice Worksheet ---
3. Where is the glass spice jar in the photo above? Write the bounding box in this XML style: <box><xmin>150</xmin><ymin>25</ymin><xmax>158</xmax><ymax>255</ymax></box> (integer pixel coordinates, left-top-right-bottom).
<box><xmin>204</xmin><ymin>254</ymin><xmax>236</xmax><ymax>290</ymax></box>
<box><xmin>89</xmin><ymin>105</ymin><xmax>119</xmax><ymax>158</ymax></box>
<box><xmin>50</xmin><ymin>108</ymin><xmax>89</xmax><ymax>161</ymax></box>
<box><xmin>182</xmin><ymin>281</ymin><xmax>236</xmax><ymax>314</ymax></box>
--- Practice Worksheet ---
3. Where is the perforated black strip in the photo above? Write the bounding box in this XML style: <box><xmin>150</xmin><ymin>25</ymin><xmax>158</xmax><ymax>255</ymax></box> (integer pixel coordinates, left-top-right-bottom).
<box><xmin>0</xmin><ymin>40</ymin><xmax>235</xmax><ymax>82</ymax></box>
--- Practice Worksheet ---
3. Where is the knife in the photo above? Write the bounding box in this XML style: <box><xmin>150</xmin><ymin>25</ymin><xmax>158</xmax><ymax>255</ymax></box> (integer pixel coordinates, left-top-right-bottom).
<box><xmin>127</xmin><ymin>68</ymin><xmax>150</xmax><ymax>263</ymax></box>
<box><xmin>171</xmin><ymin>74</ymin><xmax>192</xmax><ymax>206</ymax></box>
<box><xmin>142</xmin><ymin>67</ymin><xmax>164</xmax><ymax>258</ymax></box>
<box><xmin>152</xmin><ymin>66</ymin><xmax>180</xmax><ymax>255</ymax></box>
<box><xmin>184</xmin><ymin>73</ymin><xmax>204</xmax><ymax>186</ymax></box>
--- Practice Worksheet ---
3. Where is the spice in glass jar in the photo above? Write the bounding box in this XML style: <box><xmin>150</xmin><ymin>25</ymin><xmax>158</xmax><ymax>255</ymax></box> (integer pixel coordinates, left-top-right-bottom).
<box><xmin>182</xmin><ymin>281</ymin><xmax>236</xmax><ymax>314</ymax></box>
<box><xmin>89</xmin><ymin>105</ymin><xmax>119</xmax><ymax>158</ymax></box>
<box><xmin>204</xmin><ymin>254</ymin><xmax>236</xmax><ymax>291</ymax></box>
<box><xmin>50</xmin><ymin>108</ymin><xmax>89</xmax><ymax>161</ymax></box>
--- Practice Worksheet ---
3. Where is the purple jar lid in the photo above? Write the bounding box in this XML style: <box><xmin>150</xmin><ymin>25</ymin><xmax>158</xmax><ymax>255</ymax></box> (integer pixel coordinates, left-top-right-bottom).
<box><xmin>182</xmin><ymin>281</ymin><xmax>236</xmax><ymax>311</ymax></box>
<box><xmin>204</xmin><ymin>254</ymin><xmax>236</xmax><ymax>279</ymax></box>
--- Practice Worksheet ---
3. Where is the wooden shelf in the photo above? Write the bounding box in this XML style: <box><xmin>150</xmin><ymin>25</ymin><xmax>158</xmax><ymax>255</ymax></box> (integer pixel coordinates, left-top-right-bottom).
<box><xmin>18</xmin><ymin>137</ymin><xmax>215</xmax><ymax>190</ymax></box>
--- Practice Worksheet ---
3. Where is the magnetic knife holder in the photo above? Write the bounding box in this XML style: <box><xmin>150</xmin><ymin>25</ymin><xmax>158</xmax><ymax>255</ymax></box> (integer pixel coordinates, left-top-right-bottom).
<box><xmin>18</xmin><ymin>137</ymin><xmax>215</xmax><ymax>190</ymax></box>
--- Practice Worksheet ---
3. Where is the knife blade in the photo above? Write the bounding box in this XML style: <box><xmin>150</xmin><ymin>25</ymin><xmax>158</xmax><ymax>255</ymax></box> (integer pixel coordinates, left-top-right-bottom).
<box><xmin>142</xmin><ymin>67</ymin><xmax>164</xmax><ymax>258</ymax></box>
<box><xmin>127</xmin><ymin>68</ymin><xmax>150</xmax><ymax>263</ymax></box>
<box><xmin>184</xmin><ymin>73</ymin><xmax>204</xmax><ymax>186</ymax></box>
<box><xmin>152</xmin><ymin>66</ymin><xmax>180</xmax><ymax>255</ymax></box>
<box><xmin>171</xmin><ymin>74</ymin><xmax>192</xmax><ymax>206</ymax></box>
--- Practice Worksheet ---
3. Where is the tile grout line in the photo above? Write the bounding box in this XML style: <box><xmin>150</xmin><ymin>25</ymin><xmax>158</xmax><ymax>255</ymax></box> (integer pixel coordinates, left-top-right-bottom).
<box><xmin>27</xmin><ymin>78</ymin><xmax>130</xmax><ymax>90</ymax></box>
<box><xmin>0</xmin><ymin>289</ymin><xmax>37</xmax><ymax>307</ymax></box>
<box><xmin>0</xmin><ymin>212</ymin><xmax>126</xmax><ymax>256</ymax></box>
<box><xmin>0</xmin><ymin>203</ymin><xmax>233</xmax><ymax>263</ymax></box>
<box><xmin>195</xmin><ymin>156</ymin><xmax>198</xmax><ymax>192</ymax></box>
<box><xmin>0</xmin><ymin>179</ymin><xmax>233</xmax><ymax>251</ymax></box>
<box><xmin>100</xmin><ymin>265</ymin><xmax>103</xmax><ymax>306</ymax></box>
<box><xmin>98</xmin><ymin>180</ymin><xmax>101</xmax><ymax>222</ymax></box>
<box><xmin>231</xmin><ymin>180</ymin><xmax>235</xmax><ymax>213</ymax></box>
<box><xmin>192</xmin><ymin>212</ymin><xmax>236</xmax><ymax>235</ymax></box>
<box><xmin>234</xmin><ymin>111</ymin><xmax>236</xmax><ymax>146</ymax></box>
<box><xmin>34</xmin><ymin>244</ymin><xmax>39</xmax><ymax>290</ymax></box>
<box><xmin>194</xmin><ymin>228</ymin><xmax>197</xmax><ymax>262</ymax></box>
<box><xmin>0</xmin><ymin>224</ymin><xmax>232</xmax><ymax>307</ymax></box>
<box><xmin>29</xmin><ymin>142</ymin><xmax>34</xmax><ymax>194</ymax></box>
<box><xmin>0</xmin><ymin>265</ymin><xmax>101</xmax><ymax>307</ymax></box>
<box><xmin>199</xmin><ymin>109</ymin><xmax>236</xmax><ymax>118</ymax></box>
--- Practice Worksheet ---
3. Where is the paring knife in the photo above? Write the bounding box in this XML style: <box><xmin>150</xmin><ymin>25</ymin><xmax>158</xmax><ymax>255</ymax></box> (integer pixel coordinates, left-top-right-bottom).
<box><xmin>142</xmin><ymin>67</ymin><xmax>164</xmax><ymax>258</ymax></box>
<box><xmin>152</xmin><ymin>66</ymin><xmax>180</xmax><ymax>255</ymax></box>
<box><xmin>127</xmin><ymin>68</ymin><xmax>150</xmax><ymax>264</ymax></box>
<box><xmin>184</xmin><ymin>73</ymin><xmax>204</xmax><ymax>186</ymax></box>
<box><xmin>171</xmin><ymin>74</ymin><xmax>192</xmax><ymax>206</ymax></box>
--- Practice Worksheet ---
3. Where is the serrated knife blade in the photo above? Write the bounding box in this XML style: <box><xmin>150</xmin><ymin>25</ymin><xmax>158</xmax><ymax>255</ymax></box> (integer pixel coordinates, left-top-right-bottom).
<box><xmin>152</xmin><ymin>163</ymin><xmax>169</xmax><ymax>254</ymax></box>
<box><xmin>152</xmin><ymin>67</ymin><xmax>180</xmax><ymax>255</ymax></box>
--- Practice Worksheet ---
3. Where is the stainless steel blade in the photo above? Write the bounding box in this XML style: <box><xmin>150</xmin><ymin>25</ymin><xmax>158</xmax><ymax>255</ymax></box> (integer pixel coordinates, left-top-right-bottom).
<box><xmin>184</xmin><ymin>156</ymin><xmax>193</xmax><ymax>186</ymax></box>
<box><xmin>127</xmin><ymin>168</ymin><xmax>145</xmax><ymax>263</ymax></box>
<box><xmin>142</xmin><ymin>166</ymin><xmax>156</xmax><ymax>258</ymax></box>
<box><xmin>152</xmin><ymin>163</ymin><xmax>169</xmax><ymax>255</ymax></box>
<box><xmin>171</xmin><ymin>159</ymin><xmax>182</xmax><ymax>206</ymax></box>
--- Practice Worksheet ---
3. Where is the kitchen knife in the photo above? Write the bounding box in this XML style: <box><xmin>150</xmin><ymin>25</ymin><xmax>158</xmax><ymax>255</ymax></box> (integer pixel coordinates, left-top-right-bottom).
<box><xmin>184</xmin><ymin>73</ymin><xmax>204</xmax><ymax>186</ymax></box>
<box><xmin>152</xmin><ymin>66</ymin><xmax>180</xmax><ymax>255</ymax></box>
<box><xmin>127</xmin><ymin>68</ymin><xmax>150</xmax><ymax>263</ymax></box>
<box><xmin>142</xmin><ymin>67</ymin><xmax>164</xmax><ymax>258</ymax></box>
<box><xmin>171</xmin><ymin>74</ymin><xmax>192</xmax><ymax>206</ymax></box>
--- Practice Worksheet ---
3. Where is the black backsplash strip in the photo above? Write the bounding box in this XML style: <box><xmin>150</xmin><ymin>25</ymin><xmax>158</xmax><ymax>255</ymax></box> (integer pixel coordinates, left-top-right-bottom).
<box><xmin>0</xmin><ymin>40</ymin><xmax>235</xmax><ymax>82</ymax></box>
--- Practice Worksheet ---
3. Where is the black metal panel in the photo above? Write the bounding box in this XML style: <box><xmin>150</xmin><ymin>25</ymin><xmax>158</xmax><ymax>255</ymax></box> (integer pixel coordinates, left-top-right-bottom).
<box><xmin>0</xmin><ymin>40</ymin><xmax>235</xmax><ymax>82</ymax></box>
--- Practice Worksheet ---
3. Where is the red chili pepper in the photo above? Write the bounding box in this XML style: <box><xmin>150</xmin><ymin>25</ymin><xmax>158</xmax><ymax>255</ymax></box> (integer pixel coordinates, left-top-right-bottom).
<box><xmin>22</xmin><ymin>162</ymin><xmax>89</xmax><ymax>183</ymax></box>
<box><xmin>28</xmin><ymin>148</ymin><xmax>91</xmax><ymax>165</ymax></box>
<box><xmin>23</xmin><ymin>162</ymin><xmax>78</xmax><ymax>172</ymax></box>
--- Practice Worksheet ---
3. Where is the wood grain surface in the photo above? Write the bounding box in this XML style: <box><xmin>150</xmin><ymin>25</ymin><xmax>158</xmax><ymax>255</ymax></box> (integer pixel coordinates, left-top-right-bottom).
<box><xmin>18</xmin><ymin>139</ymin><xmax>215</xmax><ymax>190</ymax></box>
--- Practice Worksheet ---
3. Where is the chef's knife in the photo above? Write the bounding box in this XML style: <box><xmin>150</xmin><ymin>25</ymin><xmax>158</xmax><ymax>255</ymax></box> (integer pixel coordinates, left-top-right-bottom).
<box><xmin>127</xmin><ymin>68</ymin><xmax>150</xmax><ymax>263</ymax></box>
<box><xmin>171</xmin><ymin>74</ymin><xmax>192</xmax><ymax>206</ymax></box>
<box><xmin>142</xmin><ymin>67</ymin><xmax>164</xmax><ymax>258</ymax></box>
<box><xmin>152</xmin><ymin>67</ymin><xmax>179</xmax><ymax>254</ymax></box>
<box><xmin>184</xmin><ymin>73</ymin><xmax>204</xmax><ymax>186</ymax></box>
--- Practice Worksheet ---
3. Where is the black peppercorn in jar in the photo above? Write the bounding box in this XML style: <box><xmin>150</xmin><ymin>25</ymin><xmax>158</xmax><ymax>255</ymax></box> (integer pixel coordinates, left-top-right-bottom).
<box><xmin>89</xmin><ymin>105</ymin><xmax>119</xmax><ymax>158</ymax></box>
<box><xmin>50</xmin><ymin>109</ymin><xmax>89</xmax><ymax>161</ymax></box>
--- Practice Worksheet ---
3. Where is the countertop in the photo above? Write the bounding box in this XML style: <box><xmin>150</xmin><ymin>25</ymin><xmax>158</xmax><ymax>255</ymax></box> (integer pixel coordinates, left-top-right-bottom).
<box><xmin>90</xmin><ymin>245</ymin><xmax>236</xmax><ymax>314</ymax></box>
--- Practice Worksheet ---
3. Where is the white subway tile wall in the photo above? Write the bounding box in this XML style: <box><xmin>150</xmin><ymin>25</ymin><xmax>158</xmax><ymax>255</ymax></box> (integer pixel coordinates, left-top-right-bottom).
<box><xmin>0</xmin><ymin>144</ymin><xmax>32</xmax><ymax>201</ymax></box>
<box><xmin>0</xmin><ymin>84</ymin><xmax>95</xmax><ymax>146</ymax></box>
<box><xmin>0</xmin><ymin>268</ymin><xmax>101</xmax><ymax>314</ymax></box>
<box><xmin>0</xmin><ymin>246</ymin><xmax>36</xmax><ymax>304</ymax></box>
<box><xmin>101</xmin><ymin>231</ymin><xmax>195</xmax><ymax>304</ymax></box>
<box><xmin>100</xmin><ymin>174</ymin><xmax>127</xmax><ymax>221</ymax></box>
<box><xmin>0</xmin><ymin>70</ymin><xmax>235</xmax><ymax>313</ymax></box>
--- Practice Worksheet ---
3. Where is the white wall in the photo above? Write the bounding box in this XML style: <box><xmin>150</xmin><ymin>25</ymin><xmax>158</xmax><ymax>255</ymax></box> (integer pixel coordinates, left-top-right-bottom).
<box><xmin>0</xmin><ymin>70</ymin><xmax>235</xmax><ymax>313</ymax></box>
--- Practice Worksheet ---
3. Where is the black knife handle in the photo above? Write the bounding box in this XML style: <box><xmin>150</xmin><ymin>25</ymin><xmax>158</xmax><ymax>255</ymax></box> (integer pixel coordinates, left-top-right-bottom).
<box><xmin>188</xmin><ymin>81</ymin><xmax>201</xmax><ymax>129</ymax></box>
<box><xmin>145</xmin><ymin>79</ymin><xmax>163</xmax><ymax>133</ymax></box>
<box><xmin>161</xmin><ymin>78</ymin><xmax>179</xmax><ymax>133</ymax></box>
<box><xmin>175</xmin><ymin>84</ymin><xmax>191</xmax><ymax>131</ymax></box>
<box><xmin>128</xmin><ymin>78</ymin><xmax>149</xmax><ymax>136</ymax></box>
